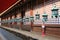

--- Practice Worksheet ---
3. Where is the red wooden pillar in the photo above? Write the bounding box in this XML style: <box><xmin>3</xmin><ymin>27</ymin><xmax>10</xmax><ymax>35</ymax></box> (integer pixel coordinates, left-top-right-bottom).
<box><xmin>11</xmin><ymin>15</ymin><xmax>15</xmax><ymax>28</ymax></box>
<box><xmin>19</xmin><ymin>14</ymin><xmax>22</xmax><ymax>29</ymax></box>
<box><xmin>30</xmin><ymin>9</ymin><xmax>33</xmax><ymax>31</ymax></box>
<box><xmin>7</xmin><ymin>17</ymin><xmax>8</xmax><ymax>27</ymax></box>
<box><xmin>10</xmin><ymin>16</ymin><xmax>12</xmax><ymax>24</ymax></box>
<box><xmin>42</xmin><ymin>24</ymin><xmax>46</xmax><ymax>37</ymax></box>
<box><xmin>20</xmin><ymin>14</ymin><xmax>22</xmax><ymax>29</ymax></box>
<box><xmin>16</xmin><ymin>13</ymin><xmax>22</xmax><ymax>29</ymax></box>
<box><xmin>6</xmin><ymin>18</ymin><xmax>8</xmax><ymax>27</ymax></box>
<box><xmin>8</xmin><ymin>17</ymin><xmax>10</xmax><ymax>27</ymax></box>
<box><xmin>14</xmin><ymin>15</ymin><xmax>17</xmax><ymax>25</ymax></box>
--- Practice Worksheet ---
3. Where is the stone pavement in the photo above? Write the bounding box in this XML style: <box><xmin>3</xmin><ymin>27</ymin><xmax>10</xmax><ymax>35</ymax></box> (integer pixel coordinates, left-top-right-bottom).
<box><xmin>0</xmin><ymin>26</ymin><xmax>60</xmax><ymax>40</ymax></box>
<box><xmin>0</xmin><ymin>34</ymin><xmax>6</xmax><ymax>40</ymax></box>
<box><xmin>0</xmin><ymin>28</ymin><xmax>23</xmax><ymax>40</ymax></box>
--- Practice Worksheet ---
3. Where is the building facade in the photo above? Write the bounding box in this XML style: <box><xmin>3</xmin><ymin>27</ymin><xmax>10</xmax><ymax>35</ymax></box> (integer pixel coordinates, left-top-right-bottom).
<box><xmin>0</xmin><ymin>0</ymin><xmax>60</xmax><ymax>35</ymax></box>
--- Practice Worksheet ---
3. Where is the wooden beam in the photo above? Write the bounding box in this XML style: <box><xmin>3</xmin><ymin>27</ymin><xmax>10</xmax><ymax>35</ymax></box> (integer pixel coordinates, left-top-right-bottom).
<box><xmin>0</xmin><ymin>0</ymin><xmax>21</xmax><ymax>16</ymax></box>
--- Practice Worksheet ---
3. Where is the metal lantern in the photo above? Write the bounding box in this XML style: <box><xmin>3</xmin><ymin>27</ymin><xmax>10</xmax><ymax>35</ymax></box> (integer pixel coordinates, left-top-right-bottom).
<box><xmin>42</xmin><ymin>13</ymin><xmax>48</xmax><ymax>22</ymax></box>
<box><xmin>30</xmin><ymin>16</ymin><xmax>34</xmax><ymax>22</ymax></box>
<box><xmin>26</xmin><ymin>17</ymin><xmax>29</xmax><ymax>22</ymax></box>
<box><xmin>1</xmin><ymin>20</ymin><xmax>4</xmax><ymax>23</ymax></box>
<box><xmin>14</xmin><ymin>18</ymin><xmax>17</xmax><ymax>22</ymax></box>
<box><xmin>7</xmin><ymin>20</ymin><xmax>10</xmax><ymax>23</ymax></box>
<box><xmin>9</xmin><ymin>20</ymin><xmax>11</xmax><ymax>23</ymax></box>
<box><xmin>5</xmin><ymin>20</ymin><xmax>7</xmax><ymax>23</ymax></box>
<box><xmin>35</xmin><ymin>14</ymin><xmax>40</xmax><ymax>20</ymax></box>
<box><xmin>23</xmin><ymin>17</ymin><xmax>26</xmax><ymax>22</ymax></box>
<box><xmin>19</xmin><ymin>17</ymin><xmax>22</xmax><ymax>22</ymax></box>
<box><xmin>14</xmin><ymin>18</ymin><xmax>18</xmax><ymax>22</ymax></box>
<box><xmin>7</xmin><ymin>20</ymin><xmax>9</xmax><ymax>23</ymax></box>
<box><xmin>10</xmin><ymin>19</ymin><xmax>14</xmax><ymax>22</ymax></box>
<box><xmin>8</xmin><ymin>20</ymin><xmax>11</xmax><ymax>23</ymax></box>
<box><xmin>14</xmin><ymin>18</ymin><xmax>22</xmax><ymax>22</ymax></box>
<box><xmin>51</xmin><ymin>4</ymin><xmax>59</xmax><ymax>18</ymax></box>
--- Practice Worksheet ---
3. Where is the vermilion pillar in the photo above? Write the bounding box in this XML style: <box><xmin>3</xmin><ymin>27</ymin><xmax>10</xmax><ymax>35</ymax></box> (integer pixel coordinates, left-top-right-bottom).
<box><xmin>14</xmin><ymin>15</ymin><xmax>17</xmax><ymax>24</ymax></box>
<box><xmin>10</xmin><ymin>16</ymin><xmax>12</xmax><ymax>24</ymax></box>
<box><xmin>30</xmin><ymin>9</ymin><xmax>33</xmax><ymax>31</ymax></box>
<box><xmin>8</xmin><ymin>17</ymin><xmax>10</xmax><ymax>27</ymax></box>
<box><xmin>21</xmin><ymin>9</ymin><xmax>25</xmax><ymax>29</ymax></box>
<box><xmin>16</xmin><ymin>13</ymin><xmax>21</xmax><ymax>29</ymax></box>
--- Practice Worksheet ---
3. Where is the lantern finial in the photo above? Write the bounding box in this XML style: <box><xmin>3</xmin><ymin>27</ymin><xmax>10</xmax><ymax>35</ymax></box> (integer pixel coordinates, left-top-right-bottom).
<box><xmin>52</xmin><ymin>4</ymin><xmax>59</xmax><ymax>11</ymax></box>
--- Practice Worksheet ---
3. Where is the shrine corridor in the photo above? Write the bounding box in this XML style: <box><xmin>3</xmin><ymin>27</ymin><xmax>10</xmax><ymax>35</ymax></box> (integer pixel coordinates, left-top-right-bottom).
<box><xmin>0</xmin><ymin>28</ymin><xmax>23</xmax><ymax>40</ymax></box>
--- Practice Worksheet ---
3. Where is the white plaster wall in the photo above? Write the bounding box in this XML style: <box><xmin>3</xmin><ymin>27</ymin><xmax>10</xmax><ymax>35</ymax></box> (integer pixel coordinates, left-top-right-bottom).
<box><xmin>25</xmin><ymin>10</ymin><xmax>30</xmax><ymax>17</ymax></box>
<box><xmin>8</xmin><ymin>17</ymin><xmax>10</xmax><ymax>20</ymax></box>
<box><xmin>25</xmin><ymin>10</ymin><xmax>31</xmax><ymax>25</ymax></box>
<box><xmin>25</xmin><ymin>0</ymin><xmax>60</xmax><ymax>24</ymax></box>
<box><xmin>12</xmin><ymin>16</ymin><xmax>15</xmax><ymax>19</ymax></box>
<box><xmin>16</xmin><ymin>13</ymin><xmax>21</xmax><ymax>18</ymax></box>
<box><xmin>33</xmin><ymin>0</ymin><xmax>60</xmax><ymax>19</ymax></box>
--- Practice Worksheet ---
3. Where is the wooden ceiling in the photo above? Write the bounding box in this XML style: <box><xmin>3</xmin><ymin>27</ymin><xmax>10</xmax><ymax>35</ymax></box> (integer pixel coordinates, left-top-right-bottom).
<box><xmin>0</xmin><ymin>0</ymin><xmax>46</xmax><ymax>13</ymax></box>
<box><xmin>0</xmin><ymin>0</ymin><xmax>17</xmax><ymax>13</ymax></box>
<box><xmin>0</xmin><ymin>0</ymin><xmax>48</xmax><ymax>18</ymax></box>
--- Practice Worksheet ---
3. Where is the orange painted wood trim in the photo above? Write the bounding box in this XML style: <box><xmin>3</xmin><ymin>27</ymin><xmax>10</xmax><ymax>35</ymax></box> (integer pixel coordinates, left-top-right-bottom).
<box><xmin>30</xmin><ymin>9</ymin><xmax>33</xmax><ymax>16</ymax></box>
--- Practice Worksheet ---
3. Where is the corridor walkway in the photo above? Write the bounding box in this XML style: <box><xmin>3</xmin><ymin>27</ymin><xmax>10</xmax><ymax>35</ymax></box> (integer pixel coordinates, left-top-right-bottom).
<box><xmin>0</xmin><ymin>28</ymin><xmax>23</xmax><ymax>40</ymax></box>
<box><xmin>0</xmin><ymin>26</ymin><xmax>60</xmax><ymax>40</ymax></box>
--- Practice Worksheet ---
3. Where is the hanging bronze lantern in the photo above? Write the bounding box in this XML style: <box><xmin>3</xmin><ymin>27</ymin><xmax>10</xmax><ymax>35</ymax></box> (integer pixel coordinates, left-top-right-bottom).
<box><xmin>26</xmin><ymin>17</ymin><xmax>29</xmax><ymax>22</ymax></box>
<box><xmin>35</xmin><ymin>11</ymin><xmax>40</xmax><ymax>20</ymax></box>
<box><xmin>30</xmin><ymin>16</ymin><xmax>34</xmax><ymax>22</ymax></box>
<box><xmin>51</xmin><ymin>4</ymin><xmax>59</xmax><ymax>18</ymax></box>
<box><xmin>42</xmin><ymin>12</ymin><xmax>48</xmax><ymax>22</ymax></box>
